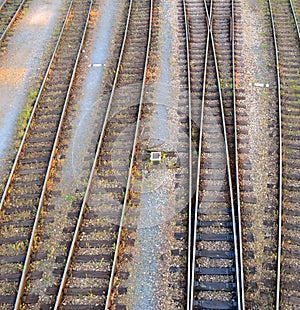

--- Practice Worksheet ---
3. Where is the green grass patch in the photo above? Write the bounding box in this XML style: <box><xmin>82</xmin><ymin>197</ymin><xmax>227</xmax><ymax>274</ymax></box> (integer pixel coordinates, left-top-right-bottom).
<box><xmin>291</xmin><ymin>85</ymin><xmax>300</xmax><ymax>91</ymax></box>
<box><xmin>16</xmin><ymin>89</ymin><xmax>38</xmax><ymax>140</ymax></box>
<box><xmin>64</xmin><ymin>194</ymin><xmax>75</xmax><ymax>202</ymax></box>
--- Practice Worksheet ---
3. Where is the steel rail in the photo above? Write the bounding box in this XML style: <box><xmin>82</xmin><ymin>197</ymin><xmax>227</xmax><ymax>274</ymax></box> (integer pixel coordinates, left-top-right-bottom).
<box><xmin>190</xmin><ymin>0</ymin><xmax>242</xmax><ymax>308</ymax></box>
<box><xmin>104</xmin><ymin>0</ymin><xmax>153</xmax><ymax>308</ymax></box>
<box><xmin>0</xmin><ymin>0</ymin><xmax>27</xmax><ymax>43</ymax></box>
<box><xmin>231</xmin><ymin>0</ymin><xmax>245</xmax><ymax>307</ymax></box>
<box><xmin>182</xmin><ymin>0</ymin><xmax>193</xmax><ymax>309</ymax></box>
<box><xmin>289</xmin><ymin>0</ymin><xmax>300</xmax><ymax>40</ymax></box>
<box><xmin>267</xmin><ymin>1</ymin><xmax>283</xmax><ymax>309</ymax></box>
<box><xmin>0</xmin><ymin>0</ymin><xmax>75</xmax><ymax>212</ymax></box>
<box><xmin>13</xmin><ymin>1</ymin><xmax>93</xmax><ymax>308</ymax></box>
<box><xmin>189</xmin><ymin>0</ymin><xmax>210</xmax><ymax>307</ymax></box>
<box><xmin>203</xmin><ymin>1</ymin><xmax>242</xmax><ymax>306</ymax></box>
<box><xmin>52</xmin><ymin>0</ymin><xmax>144</xmax><ymax>307</ymax></box>
<box><xmin>0</xmin><ymin>0</ymin><xmax>7</xmax><ymax>11</ymax></box>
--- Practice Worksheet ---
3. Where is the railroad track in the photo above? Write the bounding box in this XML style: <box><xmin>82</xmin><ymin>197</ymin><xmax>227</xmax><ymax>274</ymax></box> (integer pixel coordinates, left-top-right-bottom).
<box><xmin>186</xmin><ymin>0</ymin><xmax>244</xmax><ymax>308</ymax></box>
<box><xmin>0</xmin><ymin>0</ymin><xmax>92</xmax><ymax>307</ymax></box>
<box><xmin>267</xmin><ymin>0</ymin><xmax>300</xmax><ymax>308</ymax></box>
<box><xmin>0</xmin><ymin>0</ymin><xmax>26</xmax><ymax>42</ymax></box>
<box><xmin>49</xmin><ymin>0</ymin><xmax>153</xmax><ymax>308</ymax></box>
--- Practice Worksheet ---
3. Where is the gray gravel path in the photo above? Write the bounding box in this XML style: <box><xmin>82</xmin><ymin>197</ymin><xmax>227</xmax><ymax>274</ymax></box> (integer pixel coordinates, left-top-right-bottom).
<box><xmin>126</xmin><ymin>0</ymin><xmax>172</xmax><ymax>305</ymax></box>
<box><xmin>0</xmin><ymin>0</ymin><xmax>65</xmax><ymax>182</ymax></box>
<box><xmin>62</xmin><ymin>0</ymin><xmax>121</xmax><ymax>188</ymax></box>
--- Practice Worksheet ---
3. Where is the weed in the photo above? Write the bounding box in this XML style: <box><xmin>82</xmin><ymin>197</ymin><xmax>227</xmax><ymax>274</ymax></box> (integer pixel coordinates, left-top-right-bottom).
<box><xmin>291</xmin><ymin>85</ymin><xmax>300</xmax><ymax>91</ymax></box>
<box><xmin>17</xmin><ymin>263</ymin><xmax>24</xmax><ymax>271</ymax></box>
<box><xmin>47</xmin><ymin>247</ymin><xmax>56</xmax><ymax>259</ymax></box>
<box><xmin>98</xmin><ymin>257</ymin><xmax>104</xmax><ymax>267</ymax></box>
<box><xmin>88</xmin><ymin>290</ymin><xmax>94</xmax><ymax>299</ymax></box>
<box><xmin>259</xmin><ymin>91</ymin><xmax>266</xmax><ymax>98</ymax></box>
<box><xmin>167</xmin><ymin>162</ymin><xmax>176</xmax><ymax>168</ymax></box>
<box><xmin>147</xmin><ymin>182</ymin><xmax>154</xmax><ymax>192</ymax></box>
<box><xmin>44</xmin><ymin>273</ymin><xmax>51</xmax><ymax>282</ymax></box>
<box><xmin>64</xmin><ymin>194</ymin><xmax>75</xmax><ymax>202</ymax></box>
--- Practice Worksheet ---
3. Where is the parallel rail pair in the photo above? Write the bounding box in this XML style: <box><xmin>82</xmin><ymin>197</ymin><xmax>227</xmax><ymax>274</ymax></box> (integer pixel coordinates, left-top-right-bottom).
<box><xmin>183</xmin><ymin>0</ymin><xmax>244</xmax><ymax>308</ymax></box>
<box><xmin>0</xmin><ymin>0</ymin><xmax>26</xmax><ymax>43</ymax></box>
<box><xmin>268</xmin><ymin>0</ymin><xmax>300</xmax><ymax>308</ymax></box>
